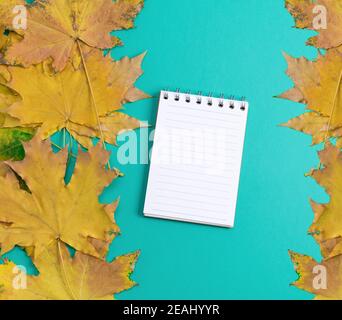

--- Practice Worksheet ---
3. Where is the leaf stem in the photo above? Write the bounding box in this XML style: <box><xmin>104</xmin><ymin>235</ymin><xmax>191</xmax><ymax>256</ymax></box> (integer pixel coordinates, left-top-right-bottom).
<box><xmin>318</xmin><ymin>68</ymin><xmax>342</xmax><ymax>170</ymax></box>
<box><xmin>63</xmin><ymin>127</ymin><xmax>66</xmax><ymax>149</ymax></box>
<box><xmin>57</xmin><ymin>240</ymin><xmax>77</xmax><ymax>300</ymax></box>
<box><xmin>76</xmin><ymin>40</ymin><xmax>111</xmax><ymax>169</ymax></box>
<box><xmin>50</xmin><ymin>141</ymin><xmax>77</xmax><ymax>159</ymax></box>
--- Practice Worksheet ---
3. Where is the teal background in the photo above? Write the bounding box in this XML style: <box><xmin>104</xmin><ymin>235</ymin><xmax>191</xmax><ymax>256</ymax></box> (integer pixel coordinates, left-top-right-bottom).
<box><xmin>6</xmin><ymin>0</ymin><xmax>329</xmax><ymax>299</ymax></box>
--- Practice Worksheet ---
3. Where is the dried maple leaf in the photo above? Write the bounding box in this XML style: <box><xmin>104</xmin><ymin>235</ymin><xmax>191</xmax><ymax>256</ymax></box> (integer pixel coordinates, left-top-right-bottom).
<box><xmin>289</xmin><ymin>250</ymin><xmax>342</xmax><ymax>300</ymax></box>
<box><xmin>67</xmin><ymin>112</ymin><xmax>147</xmax><ymax>148</ymax></box>
<box><xmin>6</xmin><ymin>0</ymin><xmax>144</xmax><ymax>71</ymax></box>
<box><xmin>306</xmin><ymin>143</ymin><xmax>342</xmax><ymax>258</ymax></box>
<box><xmin>0</xmin><ymin>73</ymin><xmax>36</xmax><ymax>164</ymax></box>
<box><xmin>0</xmin><ymin>28</ymin><xmax>8</xmax><ymax>61</ymax></box>
<box><xmin>0</xmin><ymin>162</ymin><xmax>9</xmax><ymax>176</ymax></box>
<box><xmin>281</xmin><ymin>112</ymin><xmax>342</xmax><ymax>145</ymax></box>
<box><xmin>1</xmin><ymin>48</ymin><xmax>148</xmax><ymax>148</ymax></box>
<box><xmin>0</xmin><ymin>241</ymin><xmax>139</xmax><ymax>300</ymax></box>
<box><xmin>0</xmin><ymin>0</ymin><xmax>25</xmax><ymax>28</ymax></box>
<box><xmin>308</xmin><ymin>200</ymin><xmax>342</xmax><ymax>259</ymax></box>
<box><xmin>279</xmin><ymin>49</ymin><xmax>342</xmax><ymax>140</ymax></box>
<box><xmin>285</xmin><ymin>0</ymin><xmax>342</xmax><ymax>49</ymax></box>
<box><xmin>0</xmin><ymin>135</ymin><xmax>120</xmax><ymax>258</ymax></box>
<box><xmin>0</xmin><ymin>31</ymin><xmax>22</xmax><ymax>66</ymax></box>
<box><xmin>0</xmin><ymin>79</ymin><xmax>19</xmax><ymax>110</ymax></box>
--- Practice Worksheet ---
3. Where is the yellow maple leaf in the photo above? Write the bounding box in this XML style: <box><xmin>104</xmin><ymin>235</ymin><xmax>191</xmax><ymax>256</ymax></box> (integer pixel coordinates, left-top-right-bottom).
<box><xmin>308</xmin><ymin>200</ymin><xmax>342</xmax><ymax>259</ymax></box>
<box><xmin>6</xmin><ymin>0</ymin><xmax>144</xmax><ymax>71</ymax></box>
<box><xmin>0</xmin><ymin>69</ymin><xmax>37</xmax><ymax>162</ymax></box>
<box><xmin>306</xmin><ymin>143</ymin><xmax>342</xmax><ymax>258</ymax></box>
<box><xmin>0</xmin><ymin>30</ymin><xmax>22</xmax><ymax>66</ymax></box>
<box><xmin>0</xmin><ymin>135</ymin><xmax>120</xmax><ymax>258</ymax></box>
<box><xmin>0</xmin><ymin>83</ymin><xmax>20</xmax><ymax>127</ymax></box>
<box><xmin>0</xmin><ymin>28</ymin><xmax>8</xmax><ymax>61</ymax></box>
<box><xmin>0</xmin><ymin>241</ymin><xmax>139</xmax><ymax>300</ymax></box>
<box><xmin>289</xmin><ymin>250</ymin><xmax>342</xmax><ymax>300</ymax></box>
<box><xmin>279</xmin><ymin>49</ymin><xmax>342</xmax><ymax>139</ymax></box>
<box><xmin>2</xmin><ymin>48</ymin><xmax>148</xmax><ymax>147</ymax></box>
<box><xmin>0</xmin><ymin>0</ymin><xmax>25</xmax><ymax>28</ymax></box>
<box><xmin>0</xmin><ymin>162</ymin><xmax>9</xmax><ymax>177</ymax></box>
<box><xmin>285</xmin><ymin>0</ymin><xmax>342</xmax><ymax>49</ymax></box>
<box><xmin>281</xmin><ymin>112</ymin><xmax>342</xmax><ymax>145</ymax></box>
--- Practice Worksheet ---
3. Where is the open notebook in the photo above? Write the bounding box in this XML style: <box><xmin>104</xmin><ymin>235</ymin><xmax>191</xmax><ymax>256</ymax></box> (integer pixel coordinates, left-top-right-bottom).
<box><xmin>144</xmin><ymin>90</ymin><xmax>249</xmax><ymax>227</ymax></box>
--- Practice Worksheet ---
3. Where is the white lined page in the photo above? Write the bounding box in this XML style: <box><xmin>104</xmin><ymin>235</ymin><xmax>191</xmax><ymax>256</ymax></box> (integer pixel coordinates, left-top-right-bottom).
<box><xmin>144</xmin><ymin>91</ymin><xmax>249</xmax><ymax>227</ymax></box>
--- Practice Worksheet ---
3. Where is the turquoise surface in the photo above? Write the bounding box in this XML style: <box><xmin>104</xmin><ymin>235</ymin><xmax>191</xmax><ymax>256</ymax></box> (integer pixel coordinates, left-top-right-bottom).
<box><xmin>6</xmin><ymin>0</ymin><xmax>328</xmax><ymax>299</ymax></box>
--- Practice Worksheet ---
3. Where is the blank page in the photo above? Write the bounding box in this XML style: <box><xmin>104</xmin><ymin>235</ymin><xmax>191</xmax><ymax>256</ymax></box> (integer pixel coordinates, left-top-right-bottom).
<box><xmin>144</xmin><ymin>91</ymin><xmax>249</xmax><ymax>227</ymax></box>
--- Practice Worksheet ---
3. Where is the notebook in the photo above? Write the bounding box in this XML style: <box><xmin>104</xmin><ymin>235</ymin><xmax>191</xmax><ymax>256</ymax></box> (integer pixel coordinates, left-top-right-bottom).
<box><xmin>144</xmin><ymin>90</ymin><xmax>249</xmax><ymax>227</ymax></box>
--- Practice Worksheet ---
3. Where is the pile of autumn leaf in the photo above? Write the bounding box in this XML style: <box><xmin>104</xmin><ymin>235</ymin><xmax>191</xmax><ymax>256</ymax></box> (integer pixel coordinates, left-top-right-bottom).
<box><xmin>0</xmin><ymin>0</ymin><xmax>149</xmax><ymax>299</ymax></box>
<box><xmin>279</xmin><ymin>0</ymin><xmax>342</xmax><ymax>299</ymax></box>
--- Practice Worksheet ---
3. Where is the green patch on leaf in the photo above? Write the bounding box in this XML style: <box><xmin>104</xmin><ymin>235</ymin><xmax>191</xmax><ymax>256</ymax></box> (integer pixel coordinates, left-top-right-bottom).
<box><xmin>0</xmin><ymin>128</ymin><xmax>35</xmax><ymax>161</ymax></box>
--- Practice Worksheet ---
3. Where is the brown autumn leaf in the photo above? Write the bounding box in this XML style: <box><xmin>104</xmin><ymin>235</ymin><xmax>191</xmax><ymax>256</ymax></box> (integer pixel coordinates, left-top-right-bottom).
<box><xmin>285</xmin><ymin>0</ymin><xmax>342</xmax><ymax>49</ymax></box>
<box><xmin>279</xmin><ymin>49</ymin><xmax>342</xmax><ymax>140</ymax></box>
<box><xmin>306</xmin><ymin>143</ymin><xmax>342</xmax><ymax>258</ymax></box>
<box><xmin>289</xmin><ymin>250</ymin><xmax>342</xmax><ymax>300</ymax></box>
<box><xmin>0</xmin><ymin>241</ymin><xmax>139</xmax><ymax>300</ymax></box>
<box><xmin>1</xmin><ymin>47</ymin><xmax>149</xmax><ymax>148</ymax></box>
<box><xmin>6</xmin><ymin>0</ymin><xmax>144</xmax><ymax>71</ymax></box>
<box><xmin>0</xmin><ymin>135</ymin><xmax>121</xmax><ymax>259</ymax></box>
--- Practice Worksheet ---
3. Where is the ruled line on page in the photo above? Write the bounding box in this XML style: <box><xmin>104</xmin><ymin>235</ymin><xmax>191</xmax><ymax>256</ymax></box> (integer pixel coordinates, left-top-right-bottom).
<box><xmin>153</xmin><ymin>187</ymin><xmax>230</xmax><ymax>200</ymax></box>
<box><xmin>156</xmin><ymin>173</ymin><xmax>232</xmax><ymax>187</ymax></box>
<box><xmin>153</xmin><ymin>152</ymin><xmax>237</xmax><ymax>165</ymax></box>
<box><xmin>154</xmin><ymin>180</ymin><xmax>233</xmax><ymax>193</ymax></box>
<box><xmin>152</xmin><ymin>202</ymin><xmax>229</xmax><ymax>217</ymax></box>
<box><xmin>157</xmin><ymin>166</ymin><xmax>236</xmax><ymax>176</ymax></box>
<box><xmin>154</xmin><ymin>162</ymin><xmax>237</xmax><ymax>172</ymax></box>
<box><xmin>155</xmin><ymin>167</ymin><xmax>236</xmax><ymax>180</ymax></box>
<box><xmin>168</xmin><ymin>104</ymin><xmax>244</xmax><ymax>117</ymax></box>
<box><xmin>158</xmin><ymin>138</ymin><xmax>240</xmax><ymax>153</ymax></box>
<box><xmin>153</xmin><ymin>141</ymin><xmax>240</xmax><ymax>153</ymax></box>
<box><xmin>149</xmin><ymin>208</ymin><xmax>229</xmax><ymax>222</ymax></box>
<box><xmin>155</xmin><ymin>194</ymin><xmax>229</xmax><ymax>207</ymax></box>
<box><xmin>158</xmin><ymin>133</ymin><xmax>242</xmax><ymax>145</ymax></box>
<box><xmin>154</xmin><ymin>181</ymin><xmax>232</xmax><ymax>195</ymax></box>
<box><xmin>156</xmin><ymin>141</ymin><xmax>239</xmax><ymax>153</ymax></box>
<box><xmin>160</xmin><ymin>147</ymin><xmax>238</xmax><ymax>159</ymax></box>
<box><xmin>152</xmin><ymin>153</ymin><xmax>237</xmax><ymax>166</ymax></box>
<box><xmin>163</xmin><ymin>124</ymin><xmax>239</xmax><ymax>138</ymax></box>
<box><xmin>165</xmin><ymin>110</ymin><xmax>243</xmax><ymax>124</ymax></box>
<box><xmin>164</xmin><ymin>118</ymin><xmax>242</xmax><ymax>131</ymax></box>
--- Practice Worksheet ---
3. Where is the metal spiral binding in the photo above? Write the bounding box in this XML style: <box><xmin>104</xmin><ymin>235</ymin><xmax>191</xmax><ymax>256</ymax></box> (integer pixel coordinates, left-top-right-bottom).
<box><xmin>218</xmin><ymin>93</ymin><xmax>224</xmax><ymax>108</ymax></box>
<box><xmin>240</xmin><ymin>96</ymin><xmax>246</xmax><ymax>111</ymax></box>
<box><xmin>162</xmin><ymin>89</ymin><xmax>246</xmax><ymax>111</ymax></box>
<box><xmin>175</xmin><ymin>88</ymin><xmax>180</xmax><ymax>101</ymax></box>
<box><xmin>207</xmin><ymin>92</ymin><xmax>213</xmax><ymax>106</ymax></box>
<box><xmin>185</xmin><ymin>91</ymin><xmax>191</xmax><ymax>103</ymax></box>
<box><xmin>196</xmin><ymin>91</ymin><xmax>202</xmax><ymax>104</ymax></box>
<box><xmin>229</xmin><ymin>95</ymin><xmax>235</xmax><ymax>109</ymax></box>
